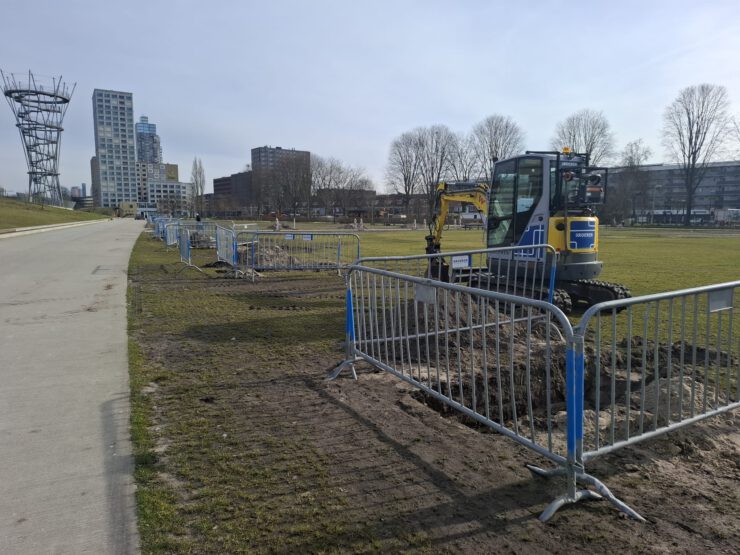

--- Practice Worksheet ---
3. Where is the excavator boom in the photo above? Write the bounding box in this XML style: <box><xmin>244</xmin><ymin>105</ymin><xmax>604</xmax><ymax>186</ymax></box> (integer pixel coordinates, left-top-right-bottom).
<box><xmin>425</xmin><ymin>181</ymin><xmax>489</xmax><ymax>254</ymax></box>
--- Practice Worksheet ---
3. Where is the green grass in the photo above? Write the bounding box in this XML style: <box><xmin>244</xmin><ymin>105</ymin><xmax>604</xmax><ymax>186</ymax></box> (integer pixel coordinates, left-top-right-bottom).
<box><xmin>0</xmin><ymin>197</ymin><xmax>107</xmax><ymax>230</ymax></box>
<box><xmin>351</xmin><ymin>226</ymin><xmax>740</xmax><ymax>294</ymax></box>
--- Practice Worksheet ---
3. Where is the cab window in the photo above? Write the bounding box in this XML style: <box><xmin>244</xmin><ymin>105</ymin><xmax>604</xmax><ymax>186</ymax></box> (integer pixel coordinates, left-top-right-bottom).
<box><xmin>515</xmin><ymin>158</ymin><xmax>543</xmax><ymax>237</ymax></box>
<box><xmin>487</xmin><ymin>160</ymin><xmax>516</xmax><ymax>246</ymax></box>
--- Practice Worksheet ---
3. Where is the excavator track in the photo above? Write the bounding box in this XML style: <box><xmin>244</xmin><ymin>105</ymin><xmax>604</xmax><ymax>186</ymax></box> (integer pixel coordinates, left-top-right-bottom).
<box><xmin>551</xmin><ymin>288</ymin><xmax>573</xmax><ymax>315</ymax></box>
<box><xmin>565</xmin><ymin>279</ymin><xmax>631</xmax><ymax>308</ymax></box>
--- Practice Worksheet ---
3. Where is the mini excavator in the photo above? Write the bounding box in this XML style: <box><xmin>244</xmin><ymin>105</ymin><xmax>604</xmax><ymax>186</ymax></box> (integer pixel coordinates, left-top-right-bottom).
<box><xmin>425</xmin><ymin>148</ymin><xmax>630</xmax><ymax>313</ymax></box>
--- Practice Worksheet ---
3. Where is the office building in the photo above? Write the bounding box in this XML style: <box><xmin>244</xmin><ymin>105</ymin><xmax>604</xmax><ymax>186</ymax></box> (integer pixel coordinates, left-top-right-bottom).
<box><xmin>70</xmin><ymin>186</ymin><xmax>81</xmax><ymax>198</ymax></box>
<box><xmin>91</xmin><ymin>89</ymin><xmax>137</xmax><ymax>208</ymax></box>
<box><xmin>81</xmin><ymin>183</ymin><xmax>87</xmax><ymax>197</ymax></box>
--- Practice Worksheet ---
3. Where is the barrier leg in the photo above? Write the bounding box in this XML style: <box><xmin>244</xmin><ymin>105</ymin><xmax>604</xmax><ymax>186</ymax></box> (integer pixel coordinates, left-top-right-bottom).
<box><xmin>327</xmin><ymin>285</ymin><xmax>358</xmax><ymax>381</ymax></box>
<box><xmin>525</xmin><ymin>339</ymin><xmax>645</xmax><ymax>522</ymax></box>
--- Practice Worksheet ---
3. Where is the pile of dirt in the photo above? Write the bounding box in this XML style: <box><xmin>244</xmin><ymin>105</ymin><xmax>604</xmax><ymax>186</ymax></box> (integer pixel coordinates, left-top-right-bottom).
<box><xmin>237</xmin><ymin>243</ymin><xmax>301</xmax><ymax>267</ymax></box>
<box><xmin>188</xmin><ymin>231</ymin><xmax>215</xmax><ymax>249</ymax></box>
<box><xmin>365</xmin><ymin>299</ymin><xmax>568</xmax><ymax>421</ymax></box>
<box><xmin>368</xmin><ymin>298</ymin><xmax>736</xmax><ymax>441</ymax></box>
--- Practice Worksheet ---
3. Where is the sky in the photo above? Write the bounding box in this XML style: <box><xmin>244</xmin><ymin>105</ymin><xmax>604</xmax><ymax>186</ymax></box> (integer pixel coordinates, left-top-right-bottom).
<box><xmin>1</xmin><ymin>0</ymin><xmax>740</xmax><ymax>195</ymax></box>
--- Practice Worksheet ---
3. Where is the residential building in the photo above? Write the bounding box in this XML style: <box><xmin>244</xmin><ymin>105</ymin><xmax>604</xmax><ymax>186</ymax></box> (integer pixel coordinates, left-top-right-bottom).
<box><xmin>608</xmin><ymin>160</ymin><xmax>740</xmax><ymax>223</ymax></box>
<box><xmin>90</xmin><ymin>156</ymin><xmax>99</xmax><ymax>205</ymax></box>
<box><xmin>251</xmin><ymin>146</ymin><xmax>311</xmax><ymax>213</ymax></box>
<box><xmin>70</xmin><ymin>186</ymin><xmax>81</xmax><ymax>198</ymax></box>
<box><xmin>212</xmin><ymin>170</ymin><xmax>255</xmax><ymax>213</ymax></box>
<box><xmin>91</xmin><ymin>89</ymin><xmax>137</xmax><ymax>208</ymax></box>
<box><xmin>131</xmin><ymin>114</ymin><xmax>190</xmax><ymax>214</ymax></box>
<box><xmin>135</xmin><ymin>116</ymin><xmax>162</xmax><ymax>164</ymax></box>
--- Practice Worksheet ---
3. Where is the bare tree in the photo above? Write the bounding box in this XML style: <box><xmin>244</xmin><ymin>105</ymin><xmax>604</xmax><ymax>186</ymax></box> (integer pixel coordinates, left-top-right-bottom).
<box><xmin>385</xmin><ymin>129</ymin><xmax>423</xmax><ymax>210</ymax></box>
<box><xmin>550</xmin><ymin>109</ymin><xmax>614</xmax><ymax>165</ymax></box>
<box><xmin>190</xmin><ymin>157</ymin><xmax>206</xmax><ymax>215</ymax></box>
<box><xmin>447</xmin><ymin>131</ymin><xmax>481</xmax><ymax>181</ymax></box>
<box><xmin>472</xmin><ymin>115</ymin><xmax>525</xmax><ymax>179</ymax></box>
<box><xmin>417</xmin><ymin>124</ymin><xmax>455</xmax><ymax>218</ymax></box>
<box><xmin>662</xmin><ymin>84</ymin><xmax>731</xmax><ymax>226</ymax></box>
<box><xmin>312</xmin><ymin>155</ymin><xmax>347</xmax><ymax>218</ymax></box>
<box><xmin>603</xmin><ymin>139</ymin><xmax>652</xmax><ymax>223</ymax></box>
<box><xmin>277</xmin><ymin>154</ymin><xmax>311</xmax><ymax>217</ymax></box>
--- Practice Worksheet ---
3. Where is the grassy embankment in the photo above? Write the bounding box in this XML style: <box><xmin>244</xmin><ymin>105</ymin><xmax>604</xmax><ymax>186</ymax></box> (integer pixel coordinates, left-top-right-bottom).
<box><xmin>0</xmin><ymin>197</ymin><xmax>106</xmax><ymax>230</ymax></box>
<box><xmin>127</xmin><ymin>227</ymin><xmax>740</xmax><ymax>553</ymax></box>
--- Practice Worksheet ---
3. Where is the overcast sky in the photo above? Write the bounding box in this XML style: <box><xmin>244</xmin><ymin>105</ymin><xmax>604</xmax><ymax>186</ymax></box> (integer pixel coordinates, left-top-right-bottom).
<box><xmin>1</xmin><ymin>0</ymin><xmax>739</xmax><ymax>195</ymax></box>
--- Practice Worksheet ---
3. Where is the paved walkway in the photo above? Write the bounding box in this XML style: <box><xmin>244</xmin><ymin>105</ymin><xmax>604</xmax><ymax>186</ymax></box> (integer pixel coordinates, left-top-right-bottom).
<box><xmin>0</xmin><ymin>219</ymin><xmax>142</xmax><ymax>554</ymax></box>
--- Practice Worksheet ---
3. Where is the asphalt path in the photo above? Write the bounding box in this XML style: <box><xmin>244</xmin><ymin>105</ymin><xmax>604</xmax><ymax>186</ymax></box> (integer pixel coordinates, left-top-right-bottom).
<box><xmin>0</xmin><ymin>219</ymin><xmax>143</xmax><ymax>554</ymax></box>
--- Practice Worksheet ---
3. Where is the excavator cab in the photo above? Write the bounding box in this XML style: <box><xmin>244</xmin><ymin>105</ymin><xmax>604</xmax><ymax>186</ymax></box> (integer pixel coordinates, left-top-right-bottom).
<box><xmin>486</xmin><ymin>150</ymin><xmax>628</xmax><ymax>311</ymax></box>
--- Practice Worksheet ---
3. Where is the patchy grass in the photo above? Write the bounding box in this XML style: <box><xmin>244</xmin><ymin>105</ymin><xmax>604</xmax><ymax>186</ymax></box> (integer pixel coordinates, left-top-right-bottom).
<box><xmin>0</xmin><ymin>197</ymin><xmax>106</xmax><ymax>230</ymax></box>
<box><xmin>128</xmin><ymin>228</ymin><xmax>739</xmax><ymax>553</ymax></box>
<box><xmin>128</xmin><ymin>234</ymin><xmax>433</xmax><ymax>553</ymax></box>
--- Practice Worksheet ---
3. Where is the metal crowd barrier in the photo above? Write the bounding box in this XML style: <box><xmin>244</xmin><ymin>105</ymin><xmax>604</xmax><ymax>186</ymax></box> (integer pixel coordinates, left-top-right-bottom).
<box><xmin>234</xmin><ymin>223</ymin><xmax>259</xmax><ymax>231</ymax></box>
<box><xmin>176</xmin><ymin>228</ymin><xmax>203</xmax><ymax>274</ymax></box>
<box><xmin>329</xmin><ymin>260</ymin><xmax>739</xmax><ymax>522</ymax></box>
<box><xmin>215</xmin><ymin>225</ymin><xmax>241</xmax><ymax>274</ymax></box>
<box><xmin>356</xmin><ymin>244</ymin><xmax>559</xmax><ymax>304</ymax></box>
<box><xmin>164</xmin><ymin>222</ymin><xmax>180</xmax><ymax>247</ymax></box>
<box><xmin>153</xmin><ymin>217</ymin><xmax>173</xmax><ymax>239</ymax></box>
<box><xmin>178</xmin><ymin>227</ymin><xmax>190</xmax><ymax>264</ymax></box>
<box><xmin>234</xmin><ymin>230</ymin><xmax>361</xmax><ymax>281</ymax></box>
<box><xmin>575</xmin><ymin>282</ymin><xmax>739</xmax><ymax>463</ymax></box>
<box><xmin>177</xmin><ymin>222</ymin><xmax>219</xmax><ymax>248</ymax></box>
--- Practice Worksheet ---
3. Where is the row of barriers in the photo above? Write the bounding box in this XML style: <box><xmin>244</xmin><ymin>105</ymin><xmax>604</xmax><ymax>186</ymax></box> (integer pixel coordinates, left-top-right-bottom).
<box><xmin>151</xmin><ymin>217</ymin><xmax>739</xmax><ymax>522</ymax></box>
<box><xmin>151</xmin><ymin>218</ymin><xmax>362</xmax><ymax>278</ymax></box>
<box><xmin>234</xmin><ymin>230</ymin><xmax>361</xmax><ymax>281</ymax></box>
<box><xmin>329</xmin><ymin>249</ymin><xmax>739</xmax><ymax>522</ymax></box>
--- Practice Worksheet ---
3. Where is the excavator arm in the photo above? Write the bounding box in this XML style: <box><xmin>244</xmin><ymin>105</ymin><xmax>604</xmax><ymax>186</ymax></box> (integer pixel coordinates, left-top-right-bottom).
<box><xmin>425</xmin><ymin>181</ymin><xmax>489</xmax><ymax>254</ymax></box>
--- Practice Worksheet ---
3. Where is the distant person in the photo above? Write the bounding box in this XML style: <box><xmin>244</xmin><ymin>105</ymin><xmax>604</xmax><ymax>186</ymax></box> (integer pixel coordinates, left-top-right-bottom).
<box><xmin>195</xmin><ymin>213</ymin><xmax>201</xmax><ymax>222</ymax></box>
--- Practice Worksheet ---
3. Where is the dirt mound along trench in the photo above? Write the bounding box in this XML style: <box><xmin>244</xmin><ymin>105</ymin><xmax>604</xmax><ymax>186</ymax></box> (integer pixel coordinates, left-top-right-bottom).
<box><xmin>356</xmin><ymin>296</ymin><xmax>568</xmax><ymax>426</ymax></box>
<box><xmin>357</xmin><ymin>295</ymin><xmax>734</xmax><ymax>448</ymax></box>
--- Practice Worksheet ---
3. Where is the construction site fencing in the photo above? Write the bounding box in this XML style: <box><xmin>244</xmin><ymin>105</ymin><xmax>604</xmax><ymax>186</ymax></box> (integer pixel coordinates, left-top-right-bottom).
<box><xmin>329</xmin><ymin>262</ymin><xmax>739</xmax><ymax>522</ymax></box>
<box><xmin>234</xmin><ymin>223</ymin><xmax>259</xmax><ymax>231</ymax></box>
<box><xmin>235</xmin><ymin>230</ymin><xmax>361</xmax><ymax>280</ymax></box>
<box><xmin>154</xmin><ymin>217</ymin><xmax>173</xmax><ymax>239</ymax></box>
<box><xmin>164</xmin><ymin>222</ymin><xmax>180</xmax><ymax>247</ymax></box>
<box><xmin>178</xmin><ymin>228</ymin><xmax>191</xmax><ymax>265</ymax></box>
<box><xmin>356</xmin><ymin>244</ymin><xmax>559</xmax><ymax>305</ymax></box>
<box><xmin>177</xmin><ymin>222</ymin><xmax>219</xmax><ymax>248</ymax></box>
<box><xmin>216</xmin><ymin>225</ymin><xmax>239</xmax><ymax>269</ymax></box>
<box><xmin>575</xmin><ymin>281</ymin><xmax>739</xmax><ymax>463</ymax></box>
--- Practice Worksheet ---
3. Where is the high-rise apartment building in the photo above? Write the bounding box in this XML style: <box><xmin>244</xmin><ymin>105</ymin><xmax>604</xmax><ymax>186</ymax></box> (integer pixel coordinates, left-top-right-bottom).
<box><xmin>251</xmin><ymin>146</ymin><xmax>311</xmax><ymax>213</ymax></box>
<box><xmin>135</xmin><ymin>116</ymin><xmax>162</xmax><ymax>164</ymax></box>
<box><xmin>91</xmin><ymin>89</ymin><xmax>137</xmax><ymax>208</ymax></box>
<box><xmin>130</xmin><ymin>114</ymin><xmax>191</xmax><ymax>214</ymax></box>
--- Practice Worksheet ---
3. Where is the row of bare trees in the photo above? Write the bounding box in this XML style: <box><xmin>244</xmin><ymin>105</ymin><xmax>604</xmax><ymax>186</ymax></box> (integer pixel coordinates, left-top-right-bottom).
<box><xmin>311</xmin><ymin>156</ymin><xmax>373</xmax><ymax>218</ymax></box>
<box><xmin>608</xmin><ymin>84</ymin><xmax>734</xmax><ymax>226</ymax></box>
<box><xmin>388</xmin><ymin>83</ymin><xmax>737</xmax><ymax>226</ymax></box>
<box><xmin>386</xmin><ymin>116</ymin><xmax>526</xmax><ymax>214</ymax></box>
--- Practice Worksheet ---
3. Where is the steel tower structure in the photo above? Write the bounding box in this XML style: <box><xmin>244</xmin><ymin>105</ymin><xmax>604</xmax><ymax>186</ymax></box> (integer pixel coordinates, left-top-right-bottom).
<box><xmin>1</xmin><ymin>70</ymin><xmax>75</xmax><ymax>205</ymax></box>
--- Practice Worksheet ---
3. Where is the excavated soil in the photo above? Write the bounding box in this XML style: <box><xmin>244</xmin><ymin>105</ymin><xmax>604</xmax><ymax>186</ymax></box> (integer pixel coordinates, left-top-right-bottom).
<box><xmin>131</xmin><ymin>268</ymin><xmax>739</xmax><ymax>553</ymax></box>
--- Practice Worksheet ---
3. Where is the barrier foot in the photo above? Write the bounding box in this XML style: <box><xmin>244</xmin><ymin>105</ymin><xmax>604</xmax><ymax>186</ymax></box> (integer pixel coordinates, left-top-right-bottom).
<box><xmin>177</xmin><ymin>263</ymin><xmax>206</xmax><ymax>276</ymax></box>
<box><xmin>576</xmin><ymin>472</ymin><xmax>646</xmax><ymax>522</ymax></box>
<box><xmin>326</xmin><ymin>359</ymin><xmax>358</xmax><ymax>381</ymax></box>
<box><xmin>526</xmin><ymin>464</ymin><xmax>645</xmax><ymax>523</ymax></box>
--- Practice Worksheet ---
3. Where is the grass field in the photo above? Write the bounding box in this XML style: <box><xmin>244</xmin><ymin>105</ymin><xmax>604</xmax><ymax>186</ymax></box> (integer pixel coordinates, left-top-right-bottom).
<box><xmin>0</xmin><ymin>197</ymin><xmax>106</xmax><ymax>230</ymax></box>
<box><xmin>230</xmin><ymin>223</ymin><xmax>740</xmax><ymax>294</ymax></box>
<box><xmin>127</xmin><ymin>227</ymin><xmax>739</xmax><ymax>553</ymax></box>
